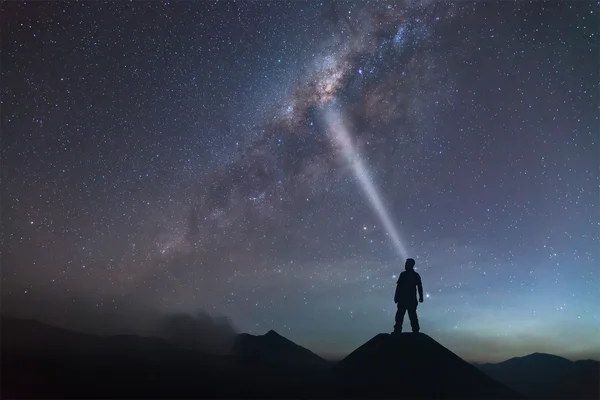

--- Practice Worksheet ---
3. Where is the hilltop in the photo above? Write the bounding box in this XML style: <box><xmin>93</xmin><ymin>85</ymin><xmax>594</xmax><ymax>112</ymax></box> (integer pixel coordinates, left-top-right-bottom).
<box><xmin>330</xmin><ymin>332</ymin><xmax>521</xmax><ymax>399</ymax></box>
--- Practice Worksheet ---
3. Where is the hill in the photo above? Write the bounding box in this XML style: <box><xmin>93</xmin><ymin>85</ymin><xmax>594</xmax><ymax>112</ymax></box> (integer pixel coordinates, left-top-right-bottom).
<box><xmin>477</xmin><ymin>352</ymin><xmax>600</xmax><ymax>399</ymax></box>
<box><xmin>234</xmin><ymin>329</ymin><xmax>329</xmax><ymax>369</ymax></box>
<box><xmin>1</xmin><ymin>316</ymin><xmax>237</xmax><ymax>398</ymax></box>
<box><xmin>2</xmin><ymin>316</ymin><xmax>528</xmax><ymax>399</ymax></box>
<box><xmin>1</xmin><ymin>317</ymin><xmax>326</xmax><ymax>398</ymax></box>
<box><xmin>231</xmin><ymin>330</ymin><xmax>332</xmax><ymax>396</ymax></box>
<box><xmin>330</xmin><ymin>332</ymin><xmax>523</xmax><ymax>399</ymax></box>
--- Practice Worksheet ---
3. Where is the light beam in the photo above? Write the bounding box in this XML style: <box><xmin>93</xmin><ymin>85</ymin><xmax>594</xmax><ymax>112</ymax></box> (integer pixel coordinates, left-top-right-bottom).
<box><xmin>324</xmin><ymin>106</ymin><xmax>409</xmax><ymax>261</ymax></box>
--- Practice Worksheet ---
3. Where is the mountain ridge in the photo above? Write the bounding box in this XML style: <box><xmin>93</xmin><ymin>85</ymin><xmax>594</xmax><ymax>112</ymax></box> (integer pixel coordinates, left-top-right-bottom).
<box><xmin>477</xmin><ymin>351</ymin><xmax>599</xmax><ymax>399</ymax></box>
<box><xmin>2</xmin><ymin>316</ymin><xmax>596</xmax><ymax>399</ymax></box>
<box><xmin>234</xmin><ymin>328</ymin><xmax>330</xmax><ymax>370</ymax></box>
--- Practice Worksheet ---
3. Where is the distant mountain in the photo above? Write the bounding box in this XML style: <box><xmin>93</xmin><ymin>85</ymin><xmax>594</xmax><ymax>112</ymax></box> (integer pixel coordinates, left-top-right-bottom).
<box><xmin>330</xmin><ymin>333</ymin><xmax>522</xmax><ymax>399</ymax></box>
<box><xmin>477</xmin><ymin>352</ymin><xmax>600</xmax><ymax>399</ymax></box>
<box><xmin>234</xmin><ymin>329</ymin><xmax>329</xmax><ymax>369</ymax></box>
<box><xmin>10</xmin><ymin>316</ymin><xmax>585</xmax><ymax>399</ymax></box>
<box><xmin>1</xmin><ymin>316</ymin><xmax>327</xmax><ymax>398</ymax></box>
<box><xmin>2</xmin><ymin>316</ymin><xmax>187</xmax><ymax>358</ymax></box>
<box><xmin>1</xmin><ymin>316</ymin><xmax>235</xmax><ymax>398</ymax></box>
<box><xmin>232</xmin><ymin>329</ymin><xmax>332</xmax><ymax>397</ymax></box>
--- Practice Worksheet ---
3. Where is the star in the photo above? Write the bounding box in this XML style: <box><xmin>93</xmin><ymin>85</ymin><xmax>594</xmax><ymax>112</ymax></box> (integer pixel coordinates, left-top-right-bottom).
<box><xmin>1</xmin><ymin>0</ymin><xmax>597</xmax><ymax>363</ymax></box>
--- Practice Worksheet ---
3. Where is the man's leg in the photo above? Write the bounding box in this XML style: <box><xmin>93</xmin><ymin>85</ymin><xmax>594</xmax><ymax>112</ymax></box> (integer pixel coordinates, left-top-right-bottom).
<box><xmin>394</xmin><ymin>304</ymin><xmax>407</xmax><ymax>333</ymax></box>
<box><xmin>407</xmin><ymin>305</ymin><xmax>420</xmax><ymax>333</ymax></box>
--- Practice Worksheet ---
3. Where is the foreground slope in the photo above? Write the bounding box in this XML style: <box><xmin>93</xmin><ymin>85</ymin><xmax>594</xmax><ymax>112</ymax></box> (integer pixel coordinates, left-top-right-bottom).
<box><xmin>478</xmin><ymin>353</ymin><xmax>600</xmax><ymax>399</ymax></box>
<box><xmin>330</xmin><ymin>333</ymin><xmax>523</xmax><ymax>399</ymax></box>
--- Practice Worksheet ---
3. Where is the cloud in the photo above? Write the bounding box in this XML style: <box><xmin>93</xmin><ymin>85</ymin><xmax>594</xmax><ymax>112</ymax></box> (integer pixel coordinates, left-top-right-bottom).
<box><xmin>160</xmin><ymin>311</ymin><xmax>237</xmax><ymax>354</ymax></box>
<box><xmin>1</xmin><ymin>291</ymin><xmax>238</xmax><ymax>355</ymax></box>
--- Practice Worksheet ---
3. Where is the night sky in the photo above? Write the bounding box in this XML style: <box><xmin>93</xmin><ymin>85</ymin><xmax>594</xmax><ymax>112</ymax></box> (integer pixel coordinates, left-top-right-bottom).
<box><xmin>2</xmin><ymin>1</ymin><xmax>598</xmax><ymax>362</ymax></box>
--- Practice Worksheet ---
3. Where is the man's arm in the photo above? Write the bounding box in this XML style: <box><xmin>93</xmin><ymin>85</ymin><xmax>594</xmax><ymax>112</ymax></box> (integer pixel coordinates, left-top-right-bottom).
<box><xmin>394</xmin><ymin>273</ymin><xmax>403</xmax><ymax>303</ymax></box>
<box><xmin>417</xmin><ymin>274</ymin><xmax>424</xmax><ymax>302</ymax></box>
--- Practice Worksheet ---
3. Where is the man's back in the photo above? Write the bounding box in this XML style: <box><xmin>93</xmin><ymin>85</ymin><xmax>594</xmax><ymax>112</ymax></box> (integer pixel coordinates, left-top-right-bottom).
<box><xmin>395</xmin><ymin>270</ymin><xmax>422</xmax><ymax>304</ymax></box>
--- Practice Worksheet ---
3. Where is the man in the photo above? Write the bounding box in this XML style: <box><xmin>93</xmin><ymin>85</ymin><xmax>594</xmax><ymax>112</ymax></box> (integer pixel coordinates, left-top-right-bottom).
<box><xmin>393</xmin><ymin>258</ymin><xmax>423</xmax><ymax>333</ymax></box>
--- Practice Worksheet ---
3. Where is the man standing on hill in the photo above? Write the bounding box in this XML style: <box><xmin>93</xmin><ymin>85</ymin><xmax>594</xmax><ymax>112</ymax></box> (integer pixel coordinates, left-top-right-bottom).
<box><xmin>393</xmin><ymin>258</ymin><xmax>423</xmax><ymax>334</ymax></box>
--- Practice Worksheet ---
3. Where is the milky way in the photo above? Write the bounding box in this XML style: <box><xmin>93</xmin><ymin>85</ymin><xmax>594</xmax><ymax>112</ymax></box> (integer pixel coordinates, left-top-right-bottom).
<box><xmin>2</xmin><ymin>1</ymin><xmax>598</xmax><ymax>362</ymax></box>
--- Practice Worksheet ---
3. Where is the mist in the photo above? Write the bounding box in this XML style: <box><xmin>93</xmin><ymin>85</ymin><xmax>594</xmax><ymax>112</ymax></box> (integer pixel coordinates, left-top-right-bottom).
<box><xmin>1</xmin><ymin>292</ymin><xmax>238</xmax><ymax>355</ymax></box>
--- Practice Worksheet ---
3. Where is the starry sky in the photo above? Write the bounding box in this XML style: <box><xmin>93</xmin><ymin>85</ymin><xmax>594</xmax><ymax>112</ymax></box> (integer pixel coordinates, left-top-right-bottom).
<box><xmin>2</xmin><ymin>1</ymin><xmax>598</xmax><ymax>363</ymax></box>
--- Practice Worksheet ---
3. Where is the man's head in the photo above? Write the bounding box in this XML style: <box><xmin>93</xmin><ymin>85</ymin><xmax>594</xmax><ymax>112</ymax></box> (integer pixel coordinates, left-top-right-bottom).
<box><xmin>405</xmin><ymin>258</ymin><xmax>415</xmax><ymax>270</ymax></box>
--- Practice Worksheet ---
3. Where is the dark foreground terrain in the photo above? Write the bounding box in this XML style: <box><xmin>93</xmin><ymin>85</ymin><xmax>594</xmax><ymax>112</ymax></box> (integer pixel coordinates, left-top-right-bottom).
<box><xmin>477</xmin><ymin>353</ymin><xmax>599</xmax><ymax>399</ymax></box>
<box><xmin>1</xmin><ymin>316</ymin><xmax>593</xmax><ymax>399</ymax></box>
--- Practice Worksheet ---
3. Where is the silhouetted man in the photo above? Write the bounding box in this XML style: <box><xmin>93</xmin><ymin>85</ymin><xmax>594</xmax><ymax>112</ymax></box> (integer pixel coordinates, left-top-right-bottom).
<box><xmin>393</xmin><ymin>258</ymin><xmax>423</xmax><ymax>334</ymax></box>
